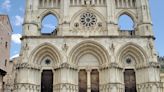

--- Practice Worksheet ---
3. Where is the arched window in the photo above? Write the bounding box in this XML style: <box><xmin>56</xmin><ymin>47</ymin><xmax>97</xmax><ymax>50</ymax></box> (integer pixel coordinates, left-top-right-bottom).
<box><xmin>41</xmin><ymin>14</ymin><xmax>58</xmax><ymax>35</ymax></box>
<box><xmin>118</xmin><ymin>14</ymin><xmax>134</xmax><ymax>31</ymax></box>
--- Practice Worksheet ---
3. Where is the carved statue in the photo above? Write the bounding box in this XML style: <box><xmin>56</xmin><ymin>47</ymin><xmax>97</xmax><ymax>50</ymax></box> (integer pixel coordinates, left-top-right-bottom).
<box><xmin>85</xmin><ymin>0</ymin><xmax>91</xmax><ymax>5</ymax></box>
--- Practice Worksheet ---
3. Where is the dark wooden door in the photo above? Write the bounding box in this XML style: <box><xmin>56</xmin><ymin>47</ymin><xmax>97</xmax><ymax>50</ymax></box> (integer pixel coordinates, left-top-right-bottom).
<box><xmin>124</xmin><ymin>69</ymin><xmax>137</xmax><ymax>92</ymax></box>
<box><xmin>79</xmin><ymin>70</ymin><xmax>87</xmax><ymax>92</ymax></box>
<box><xmin>41</xmin><ymin>70</ymin><xmax>53</xmax><ymax>92</ymax></box>
<box><xmin>91</xmin><ymin>69</ymin><xmax>99</xmax><ymax>92</ymax></box>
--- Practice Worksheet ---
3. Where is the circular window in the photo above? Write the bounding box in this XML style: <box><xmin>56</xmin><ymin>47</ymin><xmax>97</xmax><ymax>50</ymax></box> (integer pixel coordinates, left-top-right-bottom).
<box><xmin>126</xmin><ymin>58</ymin><xmax>132</xmax><ymax>64</ymax></box>
<box><xmin>45</xmin><ymin>59</ymin><xmax>51</xmax><ymax>65</ymax></box>
<box><xmin>80</xmin><ymin>12</ymin><xmax>97</xmax><ymax>27</ymax></box>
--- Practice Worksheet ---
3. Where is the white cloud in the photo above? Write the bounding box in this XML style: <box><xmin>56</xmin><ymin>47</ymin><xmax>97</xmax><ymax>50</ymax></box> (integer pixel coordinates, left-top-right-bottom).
<box><xmin>11</xmin><ymin>34</ymin><xmax>22</xmax><ymax>44</ymax></box>
<box><xmin>43</xmin><ymin>24</ymin><xmax>56</xmax><ymax>29</ymax></box>
<box><xmin>10</xmin><ymin>54</ymin><xmax>19</xmax><ymax>60</ymax></box>
<box><xmin>15</xmin><ymin>15</ymin><xmax>24</xmax><ymax>26</ymax></box>
<box><xmin>1</xmin><ymin>0</ymin><xmax>11</xmax><ymax>11</ymax></box>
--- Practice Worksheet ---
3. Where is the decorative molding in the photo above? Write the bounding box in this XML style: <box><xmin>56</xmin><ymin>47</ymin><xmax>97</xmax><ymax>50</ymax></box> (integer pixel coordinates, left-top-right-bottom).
<box><xmin>15</xmin><ymin>63</ymin><xmax>41</xmax><ymax>70</ymax></box>
<box><xmin>54</xmin><ymin>63</ymin><xmax>78</xmax><ymax>70</ymax></box>
<box><xmin>137</xmin><ymin>82</ymin><xmax>161</xmax><ymax>89</ymax></box>
<box><xmin>53</xmin><ymin>83</ymin><xmax>78</xmax><ymax>91</ymax></box>
<box><xmin>100</xmin><ymin>83</ymin><xmax>124</xmax><ymax>90</ymax></box>
<box><xmin>136</xmin><ymin>62</ymin><xmax>160</xmax><ymax>70</ymax></box>
<box><xmin>100</xmin><ymin>62</ymin><xmax>123</xmax><ymax>70</ymax></box>
<box><xmin>14</xmin><ymin>83</ymin><xmax>40</xmax><ymax>91</ymax></box>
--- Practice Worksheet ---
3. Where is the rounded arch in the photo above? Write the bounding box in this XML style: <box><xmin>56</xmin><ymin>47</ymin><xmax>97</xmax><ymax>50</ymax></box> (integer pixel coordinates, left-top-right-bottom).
<box><xmin>116</xmin><ymin>42</ymin><xmax>148</xmax><ymax>67</ymax></box>
<box><xmin>29</xmin><ymin>43</ymin><xmax>62</xmax><ymax>65</ymax></box>
<box><xmin>116</xmin><ymin>10</ymin><xmax>137</xmax><ymax>26</ymax></box>
<box><xmin>68</xmin><ymin>40</ymin><xmax>110</xmax><ymax>65</ymax></box>
<box><xmin>38</xmin><ymin>9</ymin><xmax>60</xmax><ymax>29</ymax></box>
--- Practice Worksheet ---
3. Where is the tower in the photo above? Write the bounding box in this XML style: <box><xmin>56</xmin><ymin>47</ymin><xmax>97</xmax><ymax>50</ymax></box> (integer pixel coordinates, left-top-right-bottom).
<box><xmin>15</xmin><ymin>0</ymin><xmax>160</xmax><ymax>92</ymax></box>
<box><xmin>0</xmin><ymin>15</ymin><xmax>12</xmax><ymax>92</ymax></box>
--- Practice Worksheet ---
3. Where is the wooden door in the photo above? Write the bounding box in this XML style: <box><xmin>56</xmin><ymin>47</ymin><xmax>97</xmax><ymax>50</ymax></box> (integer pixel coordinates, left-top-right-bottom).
<box><xmin>91</xmin><ymin>69</ymin><xmax>99</xmax><ymax>92</ymax></box>
<box><xmin>79</xmin><ymin>70</ymin><xmax>87</xmax><ymax>92</ymax></box>
<box><xmin>41</xmin><ymin>70</ymin><xmax>53</xmax><ymax>92</ymax></box>
<box><xmin>124</xmin><ymin>69</ymin><xmax>137</xmax><ymax>92</ymax></box>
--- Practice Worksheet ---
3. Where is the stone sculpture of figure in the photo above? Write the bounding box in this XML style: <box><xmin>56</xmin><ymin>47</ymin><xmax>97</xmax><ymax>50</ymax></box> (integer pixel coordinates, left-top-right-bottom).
<box><xmin>85</xmin><ymin>0</ymin><xmax>91</xmax><ymax>5</ymax></box>
<box><xmin>110</xmin><ymin>43</ymin><xmax>115</xmax><ymax>54</ymax></box>
<box><xmin>62</xmin><ymin>43</ymin><xmax>68</xmax><ymax>52</ymax></box>
<box><xmin>148</xmin><ymin>39</ymin><xmax>154</xmax><ymax>58</ymax></box>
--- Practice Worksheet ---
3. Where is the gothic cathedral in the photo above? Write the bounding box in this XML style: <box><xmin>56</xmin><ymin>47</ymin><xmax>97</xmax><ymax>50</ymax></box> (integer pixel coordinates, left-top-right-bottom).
<box><xmin>15</xmin><ymin>0</ymin><xmax>161</xmax><ymax>92</ymax></box>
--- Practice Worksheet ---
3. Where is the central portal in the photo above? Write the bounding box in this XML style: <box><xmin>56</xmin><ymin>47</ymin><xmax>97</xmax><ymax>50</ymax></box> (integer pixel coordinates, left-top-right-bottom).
<box><xmin>124</xmin><ymin>69</ymin><xmax>137</xmax><ymax>92</ymax></box>
<box><xmin>41</xmin><ymin>70</ymin><xmax>53</xmax><ymax>92</ymax></box>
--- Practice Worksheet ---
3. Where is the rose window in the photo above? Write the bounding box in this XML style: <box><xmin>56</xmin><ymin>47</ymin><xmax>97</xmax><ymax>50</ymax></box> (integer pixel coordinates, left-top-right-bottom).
<box><xmin>80</xmin><ymin>12</ymin><xmax>97</xmax><ymax>27</ymax></box>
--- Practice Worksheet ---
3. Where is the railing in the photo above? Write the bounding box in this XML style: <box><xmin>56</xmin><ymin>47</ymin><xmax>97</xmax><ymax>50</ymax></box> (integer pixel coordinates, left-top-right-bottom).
<box><xmin>39</xmin><ymin>0</ymin><xmax>61</xmax><ymax>8</ymax></box>
<box><xmin>115</xmin><ymin>0</ymin><xmax>136</xmax><ymax>9</ymax></box>
<box><xmin>119</xmin><ymin>30</ymin><xmax>135</xmax><ymax>36</ymax></box>
<box><xmin>70</xmin><ymin>0</ymin><xmax>106</xmax><ymax>6</ymax></box>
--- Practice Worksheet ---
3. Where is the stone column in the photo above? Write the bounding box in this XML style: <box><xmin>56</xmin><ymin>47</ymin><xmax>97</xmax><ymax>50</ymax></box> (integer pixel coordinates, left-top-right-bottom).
<box><xmin>86</xmin><ymin>69</ymin><xmax>91</xmax><ymax>92</ymax></box>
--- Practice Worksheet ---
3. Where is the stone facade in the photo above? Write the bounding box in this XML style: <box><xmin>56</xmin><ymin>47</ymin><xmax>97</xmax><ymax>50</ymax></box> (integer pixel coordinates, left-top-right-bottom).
<box><xmin>0</xmin><ymin>14</ymin><xmax>12</xmax><ymax>92</ymax></box>
<box><xmin>6</xmin><ymin>0</ymin><xmax>162</xmax><ymax>92</ymax></box>
<box><xmin>159</xmin><ymin>57</ymin><xmax>164</xmax><ymax>91</ymax></box>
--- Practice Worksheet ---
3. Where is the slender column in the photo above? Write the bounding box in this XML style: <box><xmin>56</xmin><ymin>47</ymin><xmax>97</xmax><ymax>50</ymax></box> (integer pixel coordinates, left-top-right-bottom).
<box><xmin>92</xmin><ymin>0</ymin><xmax>95</xmax><ymax>5</ymax></box>
<box><xmin>47</xmin><ymin>0</ymin><xmax>49</xmax><ymax>7</ymax></box>
<box><xmin>130</xmin><ymin>0</ymin><xmax>133</xmax><ymax>8</ymax></box>
<box><xmin>72</xmin><ymin>0</ymin><xmax>75</xmax><ymax>5</ymax></box>
<box><xmin>51</xmin><ymin>0</ymin><xmax>53</xmax><ymax>7</ymax></box>
<box><xmin>117</xmin><ymin>0</ymin><xmax>120</xmax><ymax>8</ymax></box>
<box><xmin>77</xmin><ymin>0</ymin><xmax>79</xmax><ymax>5</ymax></box>
<box><xmin>126</xmin><ymin>0</ymin><xmax>128</xmax><ymax>8</ymax></box>
<box><xmin>97</xmin><ymin>0</ymin><xmax>100</xmax><ymax>5</ymax></box>
<box><xmin>56</xmin><ymin>0</ymin><xmax>58</xmax><ymax>8</ymax></box>
<box><xmin>53</xmin><ymin>0</ymin><xmax>56</xmax><ymax>7</ymax></box>
<box><xmin>81</xmin><ymin>0</ymin><xmax>85</xmax><ymax>5</ymax></box>
<box><xmin>42</xmin><ymin>0</ymin><xmax>45</xmax><ymax>7</ymax></box>
<box><xmin>100</xmin><ymin>0</ymin><xmax>103</xmax><ymax>5</ymax></box>
<box><xmin>121</xmin><ymin>0</ymin><xmax>124</xmax><ymax>7</ymax></box>
<box><xmin>86</xmin><ymin>69</ymin><xmax>91</xmax><ymax>92</ymax></box>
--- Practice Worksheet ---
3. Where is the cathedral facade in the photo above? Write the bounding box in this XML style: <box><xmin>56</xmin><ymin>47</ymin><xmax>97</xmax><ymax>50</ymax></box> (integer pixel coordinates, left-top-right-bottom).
<box><xmin>13</xmin><ymin>0</ymin><xmax>161</xmax><ymax>92</ymax></box>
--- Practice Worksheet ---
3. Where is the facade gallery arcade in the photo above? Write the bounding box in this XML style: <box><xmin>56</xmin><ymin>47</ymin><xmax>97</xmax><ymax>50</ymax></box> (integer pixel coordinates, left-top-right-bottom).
<box><xmin>13</xmin><ymin>0</ymin><xmax>161</xmax><ymax>92</ymax></box>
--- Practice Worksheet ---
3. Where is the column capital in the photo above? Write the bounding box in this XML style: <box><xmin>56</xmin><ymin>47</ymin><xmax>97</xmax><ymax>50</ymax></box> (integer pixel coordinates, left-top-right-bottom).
<box><xmin>86</xmin><ymin>66</ymin><xmax>92</xmax><ymax>72</ymax></box>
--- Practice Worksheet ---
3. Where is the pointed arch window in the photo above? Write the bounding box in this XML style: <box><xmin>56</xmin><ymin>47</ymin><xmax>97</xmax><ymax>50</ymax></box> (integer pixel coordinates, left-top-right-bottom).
<box><xmin>41</xmin><ymin>14</ymin><xmax>58</xmax><ymax>35</ymax></box>
<box><xmin>118</xmin><ymin>14</ymin><xmax>135</xmax><ymax>36</ymax></box>
<box><xmin>118</xmin><ymin>14</ymin><xmax>134</xmax><ymax>31</ymax></box>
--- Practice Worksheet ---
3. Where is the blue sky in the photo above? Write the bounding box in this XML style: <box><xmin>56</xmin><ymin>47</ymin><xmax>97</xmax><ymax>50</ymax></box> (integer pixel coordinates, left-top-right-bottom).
<box><xmin>0</xmin><ymin>0</ymin><xmax>164</xmax><ymax>59</ymax></box>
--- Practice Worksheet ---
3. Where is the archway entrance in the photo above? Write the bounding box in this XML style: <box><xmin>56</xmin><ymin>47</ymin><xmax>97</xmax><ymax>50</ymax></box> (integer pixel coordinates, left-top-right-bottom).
<box><xmin>91</xmin><ymin>69</ymin><xmax>99</xmax><ymax>92</ymax></box>
<box><xmin>79</xmin><ymin>69</ymin><xmax>87</xmax><ymax>92</ymax></box>
<box><xmin>41</xmin><ymin>70</ymin><xmax>53</xmax><ymax>92</ymax></box>
<box><xmin>124</xmin><ymin>69</ymin><xmax>137</xmax><ymax>92</ymax></box>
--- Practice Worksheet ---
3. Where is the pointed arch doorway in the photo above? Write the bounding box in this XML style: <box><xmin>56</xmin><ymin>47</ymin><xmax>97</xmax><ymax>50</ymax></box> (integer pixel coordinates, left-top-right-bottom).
<box><xmin>124</xmin><ymin>69</ymin><xmax>137</xmax><ymax>92</ymax></box>
<box><xmin>41</xmin><ymin>70</ymin><xmax>53</xmax><ymax>92</ymax></box>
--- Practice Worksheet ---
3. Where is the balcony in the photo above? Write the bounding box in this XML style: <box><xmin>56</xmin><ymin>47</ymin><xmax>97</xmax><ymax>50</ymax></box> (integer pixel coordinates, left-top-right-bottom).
<box><xmin>119</xmin><ymin>30</ymin><xmax>135</xmax><ymax>36</ymax></box>
<box><xmin>115</xmin><ymin>0</ymin><xmax>136</xmax><ymax>9</ymax></box>
<box><xmin>70</xmin><ymin>0</ymin><xmax>106</xmax><ymax>6</ymax></box>
<box><xmin>39</xmin><ymin>0</ymin><xmax>61</xmax><ymax>9</ymax></box>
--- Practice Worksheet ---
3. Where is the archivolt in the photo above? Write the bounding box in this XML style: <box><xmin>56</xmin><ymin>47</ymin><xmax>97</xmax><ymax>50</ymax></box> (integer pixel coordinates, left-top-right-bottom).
<box><xmin>116</xmin><ymin>42</ymin><xmax>148</xmax><ymax>66</ymax></box>
<box><xmin>116</xmin><ymin>10</ymin><xmax>137</xmax><ymax>25</ymax></box>
<box><xmin>38</xmin><ymin>9</ymin><xmax>60</xmax><ymax>29</ymax></box>
<box><xmin>29</xmin><ymin>43</ymin><xmax>62</xmax><ymax>65</ymax></box>
<box><xmin>68</xmin><ymin>41</ymin><xmax>110</xmax><ymax>65</ymax></box>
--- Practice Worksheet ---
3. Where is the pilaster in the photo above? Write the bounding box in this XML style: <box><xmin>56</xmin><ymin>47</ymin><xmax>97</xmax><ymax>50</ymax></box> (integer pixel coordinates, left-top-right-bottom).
<box><xmin>100</xmin><ymin>63</ymin><xmax>124</xmax><ymax>92</ymax></box>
